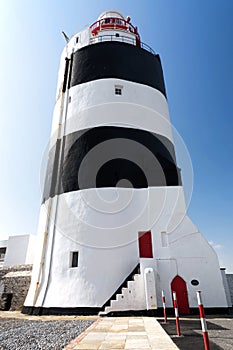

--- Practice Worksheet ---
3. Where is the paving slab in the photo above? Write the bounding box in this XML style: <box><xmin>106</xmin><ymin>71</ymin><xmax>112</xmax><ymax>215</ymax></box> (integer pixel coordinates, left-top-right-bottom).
<box><xmin>64</xmin><ymin>317</ymin><xmax>178</xmax><ymax>349</ymax></box>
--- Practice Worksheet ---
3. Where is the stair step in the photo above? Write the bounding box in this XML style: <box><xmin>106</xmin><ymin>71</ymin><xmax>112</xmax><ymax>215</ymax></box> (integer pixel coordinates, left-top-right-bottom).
<box><xmin>100</xmin><ymin>263</ymin><xmax>140</xmax><ymax>310</ymax></box>
<box><xmin>100</xmin><ymin>263</ymin><xmax>145</xmax><ymax>314</ymax></box>
<box><xmin>133</xmin><ymin>274</ymin><xmax>140</xmax><ymax>280</ymax></box>
<box><xmin>116</xmin><ymin>294</ymin><xmax>124</xmax><ymax>301</ymax></box>
<box><xmin>127</xmin><ymin>281</ymin><xmax>134</xmax><ymax>289</ymax></box>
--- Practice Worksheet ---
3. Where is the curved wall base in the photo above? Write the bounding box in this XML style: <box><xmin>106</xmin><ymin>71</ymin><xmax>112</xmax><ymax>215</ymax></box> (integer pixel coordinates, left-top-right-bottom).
<box><xmin>22</xmin><ymin>306</ymin><xmax>230</xmax><ymax>316</ymax></box>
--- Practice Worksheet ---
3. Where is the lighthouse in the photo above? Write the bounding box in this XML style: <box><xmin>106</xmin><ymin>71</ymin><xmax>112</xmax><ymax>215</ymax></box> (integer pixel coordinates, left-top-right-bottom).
<box><xmin>23</xmin><ymin>10</ymin><xmax>229</xmax><ymax>315</ymax></box>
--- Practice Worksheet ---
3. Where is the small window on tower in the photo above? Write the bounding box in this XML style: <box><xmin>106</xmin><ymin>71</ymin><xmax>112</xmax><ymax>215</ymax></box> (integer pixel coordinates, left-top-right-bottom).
<box><xmin>70</xmin><ymin>251</ymin><xmax>79</xmax><ymax>268</ymax></box>
<box><xmin>115</xmin><ymin>85</ymin><xmax>123</xmax><ymax>95</ymax></box>
<box><xmin>76</xmin><ymin>37</ymin><xmax>79</xmax><ymax>44</ymax></box>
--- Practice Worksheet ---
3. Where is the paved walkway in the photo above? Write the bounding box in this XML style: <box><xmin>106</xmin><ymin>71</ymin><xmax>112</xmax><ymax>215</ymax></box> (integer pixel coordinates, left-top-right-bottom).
<box><xmin>64</xmin><ymin>317</ymin><xmax>178</xmax><ymax>349</ymax></box>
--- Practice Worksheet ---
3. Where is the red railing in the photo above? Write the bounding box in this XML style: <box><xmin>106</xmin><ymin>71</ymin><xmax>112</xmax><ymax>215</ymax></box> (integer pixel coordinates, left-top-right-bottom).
<box><xmin>90</xmin><ymin>17</ymin><xmax>140</xmax><ymax>41</ymax></box>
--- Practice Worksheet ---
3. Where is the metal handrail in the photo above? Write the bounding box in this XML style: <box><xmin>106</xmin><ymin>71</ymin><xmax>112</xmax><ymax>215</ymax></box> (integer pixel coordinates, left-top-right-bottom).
<box><xmin>140</xmin><ymin>42</ymin><xmax>156</xmax><ymax>55</ymax></box>
<box><xmin>89</xmin><ymin>34</ymin><xmax>155</xmax><ymax>55</ymax></box>
<box><xmin>90</xmin><ymin>17</ymin><xmax>137</xmax><ymax>35</ymax></box>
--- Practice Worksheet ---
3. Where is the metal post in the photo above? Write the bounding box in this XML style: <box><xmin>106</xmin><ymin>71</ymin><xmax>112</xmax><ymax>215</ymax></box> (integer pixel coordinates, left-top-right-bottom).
<box><xmin>196</xmin><ymin>291</ymin><xmax>210</xmax><ymax>350</ymax></box>
<box><xmin>173</xmin><ymin>291</ymin><xmax>181</xmax><ymax>336</ymax></box>
<box><xmin>162</xmin><ymin>290</ymin><xmax>167</xmax><ymax>323</ymax></box>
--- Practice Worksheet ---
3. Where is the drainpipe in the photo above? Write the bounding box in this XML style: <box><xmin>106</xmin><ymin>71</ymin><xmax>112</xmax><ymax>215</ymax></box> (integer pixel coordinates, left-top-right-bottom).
<box><xmin>32</xmin><ymin>53</ymin><xmax>71</xmax><ymax>307</ymax></box>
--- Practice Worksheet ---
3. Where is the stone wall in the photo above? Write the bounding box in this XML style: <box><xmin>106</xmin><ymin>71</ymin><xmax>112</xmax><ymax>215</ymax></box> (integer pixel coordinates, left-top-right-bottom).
<box><xmin>226</xmin><ymin>274</ymin><xmax>233</xmax><ymax>306</ymax></box>
<box><xmin>0</xmin><ymin>264</ymin><xmax>32</xmax><ymax>311</ymax></box>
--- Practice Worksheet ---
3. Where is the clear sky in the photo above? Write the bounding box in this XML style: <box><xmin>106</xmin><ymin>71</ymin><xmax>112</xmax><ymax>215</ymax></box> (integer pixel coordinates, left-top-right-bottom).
<box><xmin>0</xmin><ymin>1</ymin><xmax>232</xmax><ymax>271</ymax></box>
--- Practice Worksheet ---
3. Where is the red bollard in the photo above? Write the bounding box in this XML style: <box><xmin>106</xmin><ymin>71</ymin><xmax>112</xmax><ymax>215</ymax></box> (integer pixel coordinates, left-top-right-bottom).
<box><xmin>196</xmin><ymin>291</ymin><xmax>210</xmax><ymax>350</ymax></box>
<box><xmin>162</xmin><ymin>290</ymin><xmax>167</xmax><ymax>323</ymax></box>
<box><xmin>172</xmin><ymin>291</ymin><xmax>181</xmax><ymax>336</ymax></box>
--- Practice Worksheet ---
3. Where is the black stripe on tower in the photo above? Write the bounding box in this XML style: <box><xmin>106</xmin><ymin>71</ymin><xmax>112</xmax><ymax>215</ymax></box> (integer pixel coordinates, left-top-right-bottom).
<box><xmin>42</xmin><ymin>126</ymin><xmax>181</xmax><ymax>203</ymax></box>
<box><xmin>70</xmin><ymin>41</ymin><xmax>166</xmax><ymax>97</ymax></box>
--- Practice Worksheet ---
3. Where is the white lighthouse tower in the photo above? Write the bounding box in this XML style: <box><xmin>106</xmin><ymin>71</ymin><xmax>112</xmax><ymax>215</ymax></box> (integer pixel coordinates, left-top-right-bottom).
<box><xmin>23</xmin><ymin>10</ymin><xmax>229</xmax><ymax>315</ymax></box>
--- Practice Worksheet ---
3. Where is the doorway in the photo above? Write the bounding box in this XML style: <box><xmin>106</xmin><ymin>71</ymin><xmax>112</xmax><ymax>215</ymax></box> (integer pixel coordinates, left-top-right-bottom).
<box><xmin>1</xmin><ymin>293</ymin><xmax>13</xmax><ymax>311</ymax></box>
<box><xmin>171</xmin><ymin>275</ymin><xmax>190</xmax><ymax>314</ymax></box>
<box><xmin>138</xmin><ymin>231</ymin><xmax>153</xmax><ymax>258</ymax></box>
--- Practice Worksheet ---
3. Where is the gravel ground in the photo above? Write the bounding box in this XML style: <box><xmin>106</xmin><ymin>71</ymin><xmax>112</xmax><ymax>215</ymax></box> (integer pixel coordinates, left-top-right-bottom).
<box><xmin>0</xmin><ymin>318</ymin><xmax>94</xmax><ymax>350</ymax></box>
<box><xmin>159</xmin><ymin>315</ymin><xmax>233</xmax><ymax>350</ymax></box>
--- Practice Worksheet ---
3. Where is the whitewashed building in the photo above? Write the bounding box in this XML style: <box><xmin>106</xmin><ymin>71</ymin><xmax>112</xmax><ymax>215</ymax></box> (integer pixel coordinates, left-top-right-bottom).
<box><xmin>0</xmin><ymin>234</ymin><xmax>35</xmax><ymax>311</ymax></box>
<box><xmin>0</xmin><ymin>234</ymin><xmax>35</xmax><ymax>266</ymax></box>
<box><xmin>23</xmin><ymin>10</ymin><xmax>230</xmax><ymax>315</ymax></box>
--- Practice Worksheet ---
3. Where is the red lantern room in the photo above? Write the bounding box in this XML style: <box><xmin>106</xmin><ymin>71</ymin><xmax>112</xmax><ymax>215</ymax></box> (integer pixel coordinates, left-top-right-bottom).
<box><xmin>90</xmin><ymin>10</ymin><xmax>141</xmax><ymax>46</ymax></box>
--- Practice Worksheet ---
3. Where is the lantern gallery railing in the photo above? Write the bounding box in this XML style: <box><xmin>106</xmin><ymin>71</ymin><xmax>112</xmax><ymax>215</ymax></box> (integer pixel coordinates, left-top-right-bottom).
<box><xmin>89</xmin><ymin>35</ymin><xmax>155</xmax><ymax>55</ymax></box>
<box><xmin>90</xmin><ymin>17</ymin><xmax>138</xmax><ymax>36</ymax></box>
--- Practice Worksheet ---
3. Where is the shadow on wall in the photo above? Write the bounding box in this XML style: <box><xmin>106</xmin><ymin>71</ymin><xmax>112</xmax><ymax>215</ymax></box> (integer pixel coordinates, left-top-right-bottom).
<box><xmin>226</xmin><ymin>274</ymin><xmax>233</xmax><ymax>306</ymax></box>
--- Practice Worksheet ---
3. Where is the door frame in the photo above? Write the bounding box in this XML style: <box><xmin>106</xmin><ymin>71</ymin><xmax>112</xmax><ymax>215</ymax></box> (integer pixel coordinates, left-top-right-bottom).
<box><xmin>138</xmin><ymin>231</ymin><xmax>153</xmax><ymax>258</ymax></box>
<box><xmin>171</xmin><ymin>275</ymin><xmax>190</xmax><ymax>314</ymax></box>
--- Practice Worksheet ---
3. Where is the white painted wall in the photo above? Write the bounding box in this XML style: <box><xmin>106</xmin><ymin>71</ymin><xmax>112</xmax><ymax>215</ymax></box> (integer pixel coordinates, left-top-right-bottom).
<box><xmin>25</xmin><ymin>235</ymin><xmax>37</xmax><ymax>264</ymax></box>
<box><xmin>0</xmin><ymin>240</ymin><xmax>8</xmax><ymax>247</ymax></box>
<box><xmin>144</xmin><ymin>268</ymin><xmax>157</xmax><ymax>309</ymax></box>
<box><xmin>50</xmin><ymin>79</ymin><xmax>172</xmax><ymax>150</ymax></box>
<box><xmin>3</xmin><ymin>234</ymin><xmax>36</xmax><ymax>266</ymax></box>
<box><xmin>25</xmin><ymin>186</ymin><xmax>228</xmax><ymax>309</ymax></box>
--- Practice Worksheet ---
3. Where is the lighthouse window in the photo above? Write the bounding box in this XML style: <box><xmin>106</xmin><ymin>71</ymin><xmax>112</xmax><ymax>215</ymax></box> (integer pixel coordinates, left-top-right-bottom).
<box><xmin>71</xmin><ymin>251</ymin><xmax>79</xmax><ymax>268</ymax></box>
<box><xmin>115</xmin><ymin>85</ymin><xmax>123</xmax><ymax>95</ymax></box>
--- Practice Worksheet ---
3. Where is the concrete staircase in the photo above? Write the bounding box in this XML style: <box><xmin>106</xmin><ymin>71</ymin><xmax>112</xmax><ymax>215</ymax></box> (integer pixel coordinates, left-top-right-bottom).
<box><xmin>99</xmin><ymin>269</ymin><xmax>146</xmax><ymax>315</ymax></box>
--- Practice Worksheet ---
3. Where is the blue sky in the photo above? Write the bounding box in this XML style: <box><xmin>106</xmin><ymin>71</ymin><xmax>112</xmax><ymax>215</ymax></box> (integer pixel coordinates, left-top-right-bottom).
<box><xmin>0</xmin><ymin>1</ymin><xmax>232</xmax><ymax>271</ymax></box>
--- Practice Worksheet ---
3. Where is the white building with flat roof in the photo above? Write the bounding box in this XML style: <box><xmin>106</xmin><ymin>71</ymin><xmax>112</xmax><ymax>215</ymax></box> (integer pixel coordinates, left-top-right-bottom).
<box><xmin>0</xmin><ymin>234</ymin><xmax>36</xmax><ymax>266</ymax></box>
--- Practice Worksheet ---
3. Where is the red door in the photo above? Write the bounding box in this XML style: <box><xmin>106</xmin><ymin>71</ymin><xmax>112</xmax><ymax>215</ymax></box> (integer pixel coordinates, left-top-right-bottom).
<box><xmin>138</xmin><ymin>231</ymin><xmax>153</xmax><ymax>258</ymax></box>
<box><xmin>171</xmin><ymin>275</ymin><xmax>190</xmax><ymax>314</ymax></box>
